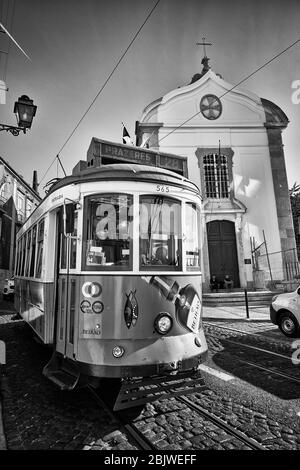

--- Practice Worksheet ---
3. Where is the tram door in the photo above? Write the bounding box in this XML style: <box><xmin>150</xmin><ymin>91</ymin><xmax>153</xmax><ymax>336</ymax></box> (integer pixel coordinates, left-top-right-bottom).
<box><xmin>55</xmin><ymin>207</ymin><xmax>78</xmax><ymax>358</ymax></box>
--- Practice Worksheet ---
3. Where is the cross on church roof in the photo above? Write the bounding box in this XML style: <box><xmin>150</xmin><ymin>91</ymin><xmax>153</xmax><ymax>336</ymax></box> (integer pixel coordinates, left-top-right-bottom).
<box><xmin>196</xmin><ymin>37</ymin><xmax>212</xmax><ymax>57</ymax></box>
<box><xmin>196</xmin><ymin>38</ymin><xmax>212</xmax><ymax>74</ymax></box>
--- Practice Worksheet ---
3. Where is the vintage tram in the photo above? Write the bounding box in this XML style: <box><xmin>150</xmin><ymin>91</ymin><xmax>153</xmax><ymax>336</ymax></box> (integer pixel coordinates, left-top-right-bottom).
<box><xmin>14</xmin><ymin>143</ymin><xmax>208</xmax><ymax>410</ymax></box>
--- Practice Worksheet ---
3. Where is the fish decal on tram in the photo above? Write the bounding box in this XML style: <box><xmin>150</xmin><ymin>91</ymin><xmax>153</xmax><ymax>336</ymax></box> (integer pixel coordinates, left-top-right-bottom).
<box><xmin>124</xmin><ymin>291</ymin><xmax>139</xmax><ymax>329</ymax></box>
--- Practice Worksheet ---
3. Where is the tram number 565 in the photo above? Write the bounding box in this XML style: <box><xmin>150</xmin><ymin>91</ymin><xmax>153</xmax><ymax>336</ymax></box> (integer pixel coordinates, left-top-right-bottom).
<box><xmin>156</xmin><ymin>185</ymin><xmax>169</xmax><ymax>193</ymax></box>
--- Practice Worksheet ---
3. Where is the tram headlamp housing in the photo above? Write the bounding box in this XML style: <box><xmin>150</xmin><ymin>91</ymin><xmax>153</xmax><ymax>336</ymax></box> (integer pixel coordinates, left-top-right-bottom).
<box><xmin>112</xmin><ymin>346</ymin><xmax>125</xmax><ymax>358</ymax></box>
<box><xmin>154</xmin><ymin>313</ymin><xmax>173</xmax><ymax>335</ymax></box>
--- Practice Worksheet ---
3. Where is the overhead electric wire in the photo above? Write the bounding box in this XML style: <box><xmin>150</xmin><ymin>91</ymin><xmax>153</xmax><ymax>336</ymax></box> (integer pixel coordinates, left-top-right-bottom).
<box><xmin>3</xmin><ymin>0</ymin><xmax>15</xmax><ymax>82</ymax></box>
<box><xmin>0</xmin><ymin>11</ymin><xmax>30</xmax><ymax>60</ymax></box>
<box><xmin>155</xmin><ymin>37</ymin><xmax>300</xmax><ymax>248</ymax></box>
<box><xmin>40</xmin><ymin>18</ymin><xmax>299</xmax><ymax>187</ymax></box>
<box><xmin>158</xmin><ymin>37</ymin><xmax>300</xmax><ymax>144</ymax></box>
<box><xmin>39</xmin><ymin>0</ymin><xmax>161</xmax><ymax>186</ymax></box>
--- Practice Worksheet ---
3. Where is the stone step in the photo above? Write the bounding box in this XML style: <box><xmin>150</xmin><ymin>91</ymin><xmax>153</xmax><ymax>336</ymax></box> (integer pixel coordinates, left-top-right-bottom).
<box><xmin>203</xmin><ymin>290</ymin><xmax>280</xmax><ymax>306</ymax></box>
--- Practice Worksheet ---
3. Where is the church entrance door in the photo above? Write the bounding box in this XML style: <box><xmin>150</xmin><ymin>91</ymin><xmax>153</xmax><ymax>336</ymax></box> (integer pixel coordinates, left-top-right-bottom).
<box><xmin>207</xmin><ymin>220</ymin><xmax>240</xmax><ymax>288</ymax></box>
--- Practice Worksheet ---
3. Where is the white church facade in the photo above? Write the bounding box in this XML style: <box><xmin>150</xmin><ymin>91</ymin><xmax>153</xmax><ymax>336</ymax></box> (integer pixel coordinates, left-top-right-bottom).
<box><xmin>135</xmin><ymin>59</ymin><xmax>297</xmax><ymax>291</ymax></box>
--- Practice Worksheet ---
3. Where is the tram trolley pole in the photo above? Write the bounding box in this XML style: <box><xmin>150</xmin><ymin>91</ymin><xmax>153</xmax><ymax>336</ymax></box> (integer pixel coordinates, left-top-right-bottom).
<box><xmin>244</xmin><ymin>289</ymin><xmax>250</xmax><ymax>320</ymax></box>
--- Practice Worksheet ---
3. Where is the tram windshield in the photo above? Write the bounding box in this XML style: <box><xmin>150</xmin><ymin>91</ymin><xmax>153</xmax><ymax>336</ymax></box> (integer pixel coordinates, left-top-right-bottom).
<box><xmin>83</xmin><ymin>194</ymin><xmax>133</xmax><ymax>270</ymax></box>
<box><xmin>83</xmin><ymin>193</ymin><xmax>199</xmax><ymax>272</ymax></box>
<box><xmin>139</xmin><ymin>195</ymin><xmax>182</xmax><ymax>270</ymax></box>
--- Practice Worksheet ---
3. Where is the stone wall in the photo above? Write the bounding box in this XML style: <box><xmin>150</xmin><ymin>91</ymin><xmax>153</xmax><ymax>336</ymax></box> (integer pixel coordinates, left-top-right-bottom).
<box><xmin>266</xmin><ymin>127</ymin><xmax>297</xmax><ymax>262</ymax></box>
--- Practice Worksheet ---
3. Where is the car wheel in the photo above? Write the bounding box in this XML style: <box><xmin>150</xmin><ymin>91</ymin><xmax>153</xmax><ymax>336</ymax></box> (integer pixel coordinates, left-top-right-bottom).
<box><xmin>278</xmin><ymin>311</ymin><xmax>300</xmax><ymax>338</ymax></box>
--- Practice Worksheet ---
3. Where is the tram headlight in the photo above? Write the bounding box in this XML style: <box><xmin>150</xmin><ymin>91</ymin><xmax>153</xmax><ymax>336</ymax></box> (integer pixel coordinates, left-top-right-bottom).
<box><xmin>154</xmin><ymin>313</ymin><xmax>173</xmax><ymax>335</ymax></box>
<box><xmin>112</xmin><ymin>346</ymin><xmax>125</xmax><ymax>358</ymax></box>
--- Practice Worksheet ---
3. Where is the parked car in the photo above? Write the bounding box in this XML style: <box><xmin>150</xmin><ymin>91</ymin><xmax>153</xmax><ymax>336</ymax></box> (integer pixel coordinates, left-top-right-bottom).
<box><xmin>2</xmin><ymin>276</ymin><xmax>14</xmax><ymax>301</ymax></box>
<box><xmin>270</xmin><ymin>286</ymin><xmax>300</xmax><ymax>337</ymax></box>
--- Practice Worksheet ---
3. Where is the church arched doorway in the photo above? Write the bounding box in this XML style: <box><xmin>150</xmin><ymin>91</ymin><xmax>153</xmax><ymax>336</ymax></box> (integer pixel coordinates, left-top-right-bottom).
<box><xmin>207</xmin><ymin>220</ymin><xmax>240</xmax><ymax>288</ymax></box>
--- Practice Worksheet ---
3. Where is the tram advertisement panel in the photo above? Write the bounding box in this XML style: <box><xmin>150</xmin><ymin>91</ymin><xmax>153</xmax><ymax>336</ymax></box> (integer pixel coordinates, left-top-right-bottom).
<box><xmin>78</xmin><ymin>274</ymin><xmax>202</xmax><ymax>339</ymax></box>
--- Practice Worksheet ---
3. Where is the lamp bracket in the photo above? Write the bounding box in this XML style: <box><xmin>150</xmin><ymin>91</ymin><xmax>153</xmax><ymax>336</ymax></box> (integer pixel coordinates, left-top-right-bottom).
<box><xmin>0</xmin><ymin>124</ymin><xmax>26</xmax><ymax>136</ymax></box>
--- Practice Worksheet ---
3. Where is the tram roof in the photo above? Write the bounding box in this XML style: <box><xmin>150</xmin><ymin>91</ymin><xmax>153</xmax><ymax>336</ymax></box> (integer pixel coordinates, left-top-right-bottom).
<box><xmin>46</xmin><ymin>163</ymin><xmax>201</xmax><ymax>195</ymax></box>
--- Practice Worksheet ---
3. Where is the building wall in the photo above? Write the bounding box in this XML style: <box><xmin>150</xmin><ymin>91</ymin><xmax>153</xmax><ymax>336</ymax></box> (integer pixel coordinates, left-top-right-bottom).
<box><xmin>137</xmin><ymin>70</ymin><xmax>296</xmax><ymax>290</ymax></box>
<box><xmin>290</xmin><ymin>188</ymin><xmax>300</xmax><ymax>265</ymax></box>
<box><xmin>0</xmin><ymin>160</ymin><xmax>41</xmax><ymax>291</ymax></box>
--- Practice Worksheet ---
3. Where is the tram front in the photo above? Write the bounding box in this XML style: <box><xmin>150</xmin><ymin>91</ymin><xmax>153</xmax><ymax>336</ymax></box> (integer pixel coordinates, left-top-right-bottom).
<box><xmin>45</xmin><ymin>165</ymin><xmax>208</xmax><ymax>410</ymax></box>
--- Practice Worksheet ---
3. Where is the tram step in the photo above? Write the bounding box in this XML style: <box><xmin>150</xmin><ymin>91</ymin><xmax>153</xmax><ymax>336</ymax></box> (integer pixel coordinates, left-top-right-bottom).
<box><xmin>46</xmin><ymin>369</ymin><xmax>80</xmax><ymax>390</ymax></box>
<box><xmin>113</xmin><ymin>370</ymin><xmax>207</xmax><ymax>411</ymax></box>
<box><xmin>43</xmin><ymin>352</ymin><xmax>80</xmax><ymax>391</ymax></box>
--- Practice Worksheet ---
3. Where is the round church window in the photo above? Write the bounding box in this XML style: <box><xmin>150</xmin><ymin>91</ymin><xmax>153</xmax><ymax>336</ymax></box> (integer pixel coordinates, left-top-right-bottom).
<box><xmin>200</xmin><ymin>94</ymin><xmax>222</xmax><ymax>120</ymax></box>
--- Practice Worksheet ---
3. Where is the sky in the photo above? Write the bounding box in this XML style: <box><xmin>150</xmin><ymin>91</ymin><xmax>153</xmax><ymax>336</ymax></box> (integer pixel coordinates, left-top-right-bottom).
<box><xmin>0</xmin><ymin>0</ymin><xmax>300</xmax><ymax>197</ymax></box>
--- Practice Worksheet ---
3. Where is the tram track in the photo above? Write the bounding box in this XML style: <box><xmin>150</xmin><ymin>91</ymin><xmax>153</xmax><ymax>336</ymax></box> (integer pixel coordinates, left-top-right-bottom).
<box><xmin>214</xmin><ymin>338</ymin><xmax>300</xmax><ymax>384</ymax></box>
<box><xmin>87</xmin><ymin>382</ymin><xmax>270</xmax><ymax>450</ymax></box>
<box><xmin>204</xmin><ymin>321</ymin><xmax>296</xmax><ymax>363</ymax></box>
<box><xmin>236</xmin><ymin>358</ymin><xmax>300</xmax><ymax>384</ymax></box>
<box><xmin>86</xmin><ymin>323</ymin><xmax>299</xmax><ymax>451</ymax></box>
<box><xmin>87</xmin><ymin>385</ymin><xmax>156</xmax><ymax>451</ymax></box>
<box><xmin>177</xmin><ymin>395</ymin><xmax>267</xmax><ymax>450</ymax></box>
<box><xmin>204</xmin><ymin>322</ymin><xmax>291</xmax><ymax>356</ymax></box>
<box><xmin>204</xmin><ymin>322</ymin><xmax>300</xmax><ymax>386</ymax></box>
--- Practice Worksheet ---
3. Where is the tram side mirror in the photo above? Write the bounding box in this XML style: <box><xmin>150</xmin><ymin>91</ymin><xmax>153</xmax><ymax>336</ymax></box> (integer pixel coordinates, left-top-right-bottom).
<box><xmin>64</xmin><ymin>203</ymin><xmax>75</xmax><ymax>235</ymax></box>
<box><xmin>297</xmin><ymin>287</ymin><xmax>300</xmax><ymax>296</ymax></box>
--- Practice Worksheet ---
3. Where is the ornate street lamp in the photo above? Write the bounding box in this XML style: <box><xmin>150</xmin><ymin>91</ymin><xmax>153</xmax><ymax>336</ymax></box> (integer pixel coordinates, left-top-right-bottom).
<box><xmin>0</xmin><ymin>95</ymin><xmax>37</xmax><ymax>136</ymax></box>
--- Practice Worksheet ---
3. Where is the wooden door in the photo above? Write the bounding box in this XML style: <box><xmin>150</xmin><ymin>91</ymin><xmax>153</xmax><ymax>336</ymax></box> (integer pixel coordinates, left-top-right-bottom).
<box><xmin>207</xmin><ymin>220</ymin><xmax>240</xmax><ymax>288</ymax></box>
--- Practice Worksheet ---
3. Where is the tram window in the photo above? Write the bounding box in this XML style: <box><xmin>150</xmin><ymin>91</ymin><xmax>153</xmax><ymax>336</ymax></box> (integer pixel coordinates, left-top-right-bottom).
<box><xmin>59</xmin><ymin>206</ymin><xmax>77</xmax><ymax>270</ymax></box>
<box><xmin>20</xmin><ymin>236</ymin><xmax>26</xmax><ymax>276</ymax></box>
<box><xmin>70</xmin><ymin>211</ymin><xmax>78</xmax><ymax>269</ymax></box>
<box><xmin>65</xmin><ymin>203</ymin><xmax>75</xmax><ymax>234</ymax></box>
<box><xmin>29</xmin><ymin>225</ymin><xmax>37</xmax><ymax>277</ymax></box>
<box><xmin>17</xmin><ymin>239</ymin><xmax>22</xmax><ymax>276</ymax></box>
<box><xmin>15</xmin><ymin>239</ymin><xmax>20</xmax><ymax>276</ymax></box>
<box><xmin>35</xmin><ymin>219</ymin><xmax>45</xmax><ymax>278</ymax></box>
<box><xmin>139</xmin><ymin>195</ymin><xmax>182</xmax><ymax>270</ymax></box>
<box><xmin>59</xmin><ymin>208</ymin><xmax>67</xmax><ymax>270</ymax></box>
<box><xmin>17</xmin><ymin>238</ymin><xmax>22</xmax><ymax>276</ymax></box>
<box><xmin>60</xmin><ymin>233</ymin><xmax>67</xmax><ymax>269</ymax></box>
<box><xmin>83</xmin><ymin>193</ymin><xmax>133</xmax><ymax>270</ymax></box>
<box><xmin>185</xmin><ymin>203</ymin><xmax>201</xmax><ymax>270</ymax></box>
<box><xmin>25</xmin><ymin>230</ymin><xmax>32</xmax><ymax>277</ymax></box>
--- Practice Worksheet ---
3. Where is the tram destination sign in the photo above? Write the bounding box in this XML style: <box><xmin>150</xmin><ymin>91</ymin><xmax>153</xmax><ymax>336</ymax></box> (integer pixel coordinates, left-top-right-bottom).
<box><xmin>88</xmin><ymin>138</ymin><xmax>188</xmax><ymax>177</ymax></box>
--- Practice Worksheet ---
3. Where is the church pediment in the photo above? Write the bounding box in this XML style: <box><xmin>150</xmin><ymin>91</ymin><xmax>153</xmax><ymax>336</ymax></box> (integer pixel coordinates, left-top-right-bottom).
<box><xmin>203</xmin><ymin>197</ymin><xmax>247</xmax><ymax>214</ymax></box>
<box><xmin>140</xmin><ymin>70</ymin><xmax>267</xmax><ymax>127</ymax></box>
